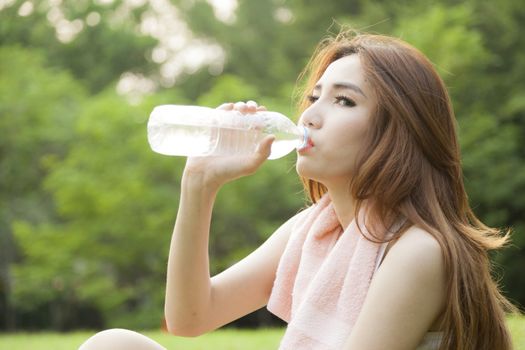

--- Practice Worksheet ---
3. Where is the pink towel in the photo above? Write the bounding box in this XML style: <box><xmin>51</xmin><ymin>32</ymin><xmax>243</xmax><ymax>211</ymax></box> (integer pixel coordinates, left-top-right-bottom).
<box><xmin>267</xmin><ymin>194</ymin><xmax>391</xmax><ymax>349</ymax></box>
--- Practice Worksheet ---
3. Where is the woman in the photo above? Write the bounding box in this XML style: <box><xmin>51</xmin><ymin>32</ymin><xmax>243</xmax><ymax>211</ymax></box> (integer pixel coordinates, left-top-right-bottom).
<box><xmin>79</xmin><ymin>31</ymin><xmax>516</xmax><ymax>350</ymax></box>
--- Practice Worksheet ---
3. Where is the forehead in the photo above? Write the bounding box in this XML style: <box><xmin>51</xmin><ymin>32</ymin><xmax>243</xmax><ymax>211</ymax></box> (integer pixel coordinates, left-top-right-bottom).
<box><xmin>316</xmin><ymin>54</ymin><xmax>366</xmax><ymax>88</ymax></box>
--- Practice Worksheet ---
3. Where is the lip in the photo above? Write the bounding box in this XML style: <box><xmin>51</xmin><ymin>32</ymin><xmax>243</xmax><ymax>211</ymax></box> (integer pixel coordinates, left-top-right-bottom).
<box><xmin>297</xmin><ymin>137</ymin><xmax>315</xmax><ymax>154</ymax></box>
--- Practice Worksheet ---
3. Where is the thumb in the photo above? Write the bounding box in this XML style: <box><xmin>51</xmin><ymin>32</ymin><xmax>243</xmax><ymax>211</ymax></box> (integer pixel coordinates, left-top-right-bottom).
<box><xmin>239</xmin><ymin>135</ymin><xmax>275</xmax><ymax>176</ymax></box>
<box><xmin>256</xmin><ymin>135</ymin><xmax>275</xmax><ymax>160</ymax></box>
<box><xmin>245</xmin><ymin>135</ymin><xmax>274</xmax><ymax>171</ymax></box>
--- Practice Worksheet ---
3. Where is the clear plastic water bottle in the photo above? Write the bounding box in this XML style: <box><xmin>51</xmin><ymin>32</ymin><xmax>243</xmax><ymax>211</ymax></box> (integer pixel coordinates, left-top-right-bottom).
<box><xmin>147</xmin><ymin>105</ymin><xmax>307</xmax><ymax>160</ymax></box>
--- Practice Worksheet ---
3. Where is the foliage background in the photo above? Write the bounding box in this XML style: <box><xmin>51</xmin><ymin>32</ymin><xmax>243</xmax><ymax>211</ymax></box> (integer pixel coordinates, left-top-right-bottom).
<box><xmin>0</xmin><ymin>0</ymin><xmax>524</xmax><ymax>331</ymax></box>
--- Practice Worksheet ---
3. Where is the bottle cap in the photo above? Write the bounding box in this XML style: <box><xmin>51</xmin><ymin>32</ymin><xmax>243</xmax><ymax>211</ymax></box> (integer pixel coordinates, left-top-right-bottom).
<box><xmin>297</xmin><ymin>126</ymin><xmax>309</xmax><ymax>150</ymax></box>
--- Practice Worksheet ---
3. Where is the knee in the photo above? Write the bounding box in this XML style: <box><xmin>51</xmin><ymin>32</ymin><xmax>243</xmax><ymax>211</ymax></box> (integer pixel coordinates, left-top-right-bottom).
<box><xmin>78</xmin><ymin>328</ymin><xmax>165</xmax><ymax>350</ymax></box>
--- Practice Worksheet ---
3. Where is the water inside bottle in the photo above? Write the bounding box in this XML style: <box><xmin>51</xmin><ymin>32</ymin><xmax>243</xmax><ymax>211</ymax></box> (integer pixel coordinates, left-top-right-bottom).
<box><xmin>267</xmin><ymin>129</ymin><xmax>305</xmax><ymax>159</ymax></box>
<box><xmin>148</xmin><ymin>123</ymin><xmax>219</xmax><ymax>156</ymax></box>
<box><xmin>214</xmin><ymin>125</ymin><xmax>260</xmax><ymax>155</ymax></box>
<box><xmin>148</xmin><ymin>105</ymin><xmax>305</xmax><ymax>159</ymax></box>
<box><xmin>214</xmin><ymin>125</ymin><xmax>303</xmax><ymax>159</ymax></box>
<box><xmin>149</xmin><ymin>123</ymin><xmax>302</xmax><ymax>158</ymax></box>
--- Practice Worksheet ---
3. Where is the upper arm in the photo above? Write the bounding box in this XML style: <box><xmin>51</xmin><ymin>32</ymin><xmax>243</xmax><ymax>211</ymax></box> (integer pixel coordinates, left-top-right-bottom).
<box><xmin>204</xmin><ymin>208</ymin><xmax>309</xmax><ymax>331</ymax></box>
<box><xmin>344</xmin><ymin>227</ymin><xmax>446</xmax><ymax>350</ymax></box>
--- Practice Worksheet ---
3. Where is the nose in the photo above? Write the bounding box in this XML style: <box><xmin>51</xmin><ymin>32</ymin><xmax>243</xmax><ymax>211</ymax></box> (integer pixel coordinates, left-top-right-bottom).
<box><xmin>299</xmin><ymin>105</ymin><xmax>322</xmax><ymax>129</ymax></box>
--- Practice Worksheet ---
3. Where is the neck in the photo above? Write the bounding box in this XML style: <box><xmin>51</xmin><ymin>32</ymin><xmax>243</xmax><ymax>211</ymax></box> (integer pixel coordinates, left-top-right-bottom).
<box><xmin>327</xmin><ymin>184</ymin><xmax>356</xmax><ymax>230</ymax></box>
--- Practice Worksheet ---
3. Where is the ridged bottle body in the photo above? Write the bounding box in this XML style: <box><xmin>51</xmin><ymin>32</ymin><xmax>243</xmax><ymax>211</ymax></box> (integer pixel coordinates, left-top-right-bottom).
<box><xmin>147</xmin><ymin>105</ymin><xmax>305</xmax><ymax>159</ymax></box>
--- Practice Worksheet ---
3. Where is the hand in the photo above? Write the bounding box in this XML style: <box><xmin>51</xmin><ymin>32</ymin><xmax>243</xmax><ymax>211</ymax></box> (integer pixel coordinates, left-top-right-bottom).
<box><xmin>183</xmin><ymin>101</ymin><xmax>275</xmax><ymax>190</ymax></box>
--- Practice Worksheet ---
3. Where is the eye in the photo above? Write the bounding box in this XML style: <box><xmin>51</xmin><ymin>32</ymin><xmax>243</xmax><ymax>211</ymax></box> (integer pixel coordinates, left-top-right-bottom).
<box><xmin>335</xmin><ymin>95</ymin><xmax>356</xmax><ymax>107</ymax></box>
<box><xmin>306</xmin><ymin>94</ymin><xmax>319</xmax><ymax>104</ymax></box>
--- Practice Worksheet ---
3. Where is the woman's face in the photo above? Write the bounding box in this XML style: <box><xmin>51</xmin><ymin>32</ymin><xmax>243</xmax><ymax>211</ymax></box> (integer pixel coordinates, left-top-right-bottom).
<box><xmin>296</xmin><ymin>54</ymin><xmax>377</xmax><ymax>188</ymax></box>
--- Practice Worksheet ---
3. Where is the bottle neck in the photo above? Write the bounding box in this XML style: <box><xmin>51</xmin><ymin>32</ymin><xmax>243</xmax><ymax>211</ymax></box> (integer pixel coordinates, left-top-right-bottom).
<box><xmin>297</xmin><ymin>126</ymin><xmax>308</xmax><ymax>150</ymax></box>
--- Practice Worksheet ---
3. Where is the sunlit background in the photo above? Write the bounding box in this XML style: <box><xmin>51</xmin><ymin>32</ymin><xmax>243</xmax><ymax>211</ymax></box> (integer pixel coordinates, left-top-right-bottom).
<box><xmin>1</xmin><ymin>0</ymin><xmax>524</xmax><ymax>337</ymax></box>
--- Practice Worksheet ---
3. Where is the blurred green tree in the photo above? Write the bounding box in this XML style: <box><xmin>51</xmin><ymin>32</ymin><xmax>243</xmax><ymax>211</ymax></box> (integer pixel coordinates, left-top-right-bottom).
<box><xmin>0</xmin><ymin>46</ymin><xmax>85</xmax><ymax>329</ymax></box>
<box><xmin>0</xmin><ymin>0</ymin><xmax>157</xmax><ymax>93</ymax></box>
<box><xmin>1</xmin><ymin>0</ymin><xmax>524</xmax><ymax>331</ymax></box>
<box><xmin>12</xmin><ymin>82</ymin><xmax>303</xmax><ymax>329</ymax></box>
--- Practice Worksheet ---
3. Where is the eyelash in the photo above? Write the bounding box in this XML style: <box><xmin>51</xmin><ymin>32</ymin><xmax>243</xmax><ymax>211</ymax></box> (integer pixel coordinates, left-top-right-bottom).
<box><xmin>306</xmin><ymin>95</ymin><xmax>356</xmax><ymax>107</ymax></box>
<box><xmin>306</xmin><ymin>95</ymin><xmax>318</xmax><ymax>103</ymax></box>
<box><xmin>335</xmin><ymin>95</ymin><xmax>356</xmax><ymax>107</ymax></box>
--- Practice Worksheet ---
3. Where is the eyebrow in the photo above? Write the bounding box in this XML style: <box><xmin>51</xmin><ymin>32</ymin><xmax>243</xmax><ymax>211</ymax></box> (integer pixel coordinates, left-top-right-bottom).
<box><xmin>314</xmin><ymin>82</ymin><xmax>367</xmax><ymax>98</ymax></box>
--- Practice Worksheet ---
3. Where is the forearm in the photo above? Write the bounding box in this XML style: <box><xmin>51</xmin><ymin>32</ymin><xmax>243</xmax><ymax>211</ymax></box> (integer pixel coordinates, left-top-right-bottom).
<box><xmin>164</xmin><ymin>170</ymin><xmax>219</xmax><ymax>335</ymax></box>
<box><xmin>163</xmin><ymin>102</ymin><xmax>273</xmax><ymax>335</ymax></box>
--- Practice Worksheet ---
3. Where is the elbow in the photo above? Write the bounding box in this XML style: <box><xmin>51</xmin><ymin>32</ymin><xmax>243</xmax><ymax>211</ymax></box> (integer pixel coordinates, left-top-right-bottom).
<box><xmin>164</xmin><ymin>311</ymin><xmax>207</xmax><ymax>337</ymax></box>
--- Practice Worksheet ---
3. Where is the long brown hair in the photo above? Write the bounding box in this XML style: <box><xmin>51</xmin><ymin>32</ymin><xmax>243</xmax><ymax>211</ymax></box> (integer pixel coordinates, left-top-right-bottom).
<box><xmin>296</xmin><ymin>31</ymin><xmax>517</xmax><ymax>350</ymax></box>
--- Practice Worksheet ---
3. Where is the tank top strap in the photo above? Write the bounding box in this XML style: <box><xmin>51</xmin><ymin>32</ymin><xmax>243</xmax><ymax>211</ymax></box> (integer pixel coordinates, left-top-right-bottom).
<box><xmin>374</xmin><ymin>217</ymin><xmax>407</xmax><ymax>272</ymax></box>
<box><xmin>374</xmin><ymin>239</ymin><xmax>390</xmax><ymax>272</ymax></box>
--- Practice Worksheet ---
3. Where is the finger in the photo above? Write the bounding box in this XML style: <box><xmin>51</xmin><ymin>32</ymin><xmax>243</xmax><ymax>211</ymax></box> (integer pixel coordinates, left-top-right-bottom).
<box><xmin>246</xmin><ymin>100</ymin><xmax>258</xmax><ymax>113</ymax></box>
<box><xmin>217</xmin><ymin>102</ymin><xmax>234</xmax><ymax>110</ymax></box>
<box><xmin>243</xmin><ymin>135</ymin><xmax>274</xmax><ymax>174</ymax></box>
<box><xmin>255</xmin><ymin>135</ymin><xmax>275</xmax><ymax>160</ymax></box>
<box><xmin>256</xmin><ymin>105</ymin><xmax>267</xmax><ymax>111</ymax></box>
<box><xmin>233</xmin><ymin>101</ymin><xmax>247</xmax><ymax>112</ymax></box>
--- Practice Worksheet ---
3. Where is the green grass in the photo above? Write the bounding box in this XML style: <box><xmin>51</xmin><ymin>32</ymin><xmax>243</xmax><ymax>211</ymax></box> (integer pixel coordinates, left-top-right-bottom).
<box><xmin>509</xmin><ymin>315</ymin><xmax>525</xmax><ymax>349</ymax></box>
<box><xmin>0</xmin><ymin>318</ymin><xmax>523</xmax><ymax>350</ymax></box>
<box><xmin>0</xmin><ymin>328</ymin><xmax>285</xmax><ymax>350</ymax></box>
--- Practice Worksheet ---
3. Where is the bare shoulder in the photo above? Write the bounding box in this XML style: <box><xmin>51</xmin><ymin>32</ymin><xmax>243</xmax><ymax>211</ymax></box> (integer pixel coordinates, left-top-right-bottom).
<box><xmin>385</xmin><ymin>226</ymin><xmax>443</xmax><ymax>268</ymax></box>
<box><xmin>378</xmin><ymin>226</ymin><xmax>445</xmax><ymax>292</ymax></box>
<box><xmin>344</xmin><ymin>226</ymin><xmax>447</xmax><ymax>348</ymax></box>
<box><xmin>395</xmin><ymin>225</ymin><xmax>441</xmax><ymax>249</ymax></box>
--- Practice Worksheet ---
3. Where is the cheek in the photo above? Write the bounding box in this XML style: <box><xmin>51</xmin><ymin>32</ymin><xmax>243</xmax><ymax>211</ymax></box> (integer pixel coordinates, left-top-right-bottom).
<box><xmin>340</xmin><ymin>118</ymin><xmax>369</xmax><ymax>149</ymax></box>
<box><xmin>325</xmin><ymin>147</ymin><xmax>358</xmax><ymax>176</ymax></box>
<box><xmin>322</xmin><ymin>120</ymin><xmax>369</xmax><ymax>169</ymax></box>
<box><xmin>327</xmin><ymin>120</ymin><xmax>368</xmax><ymax>153</ymax></box>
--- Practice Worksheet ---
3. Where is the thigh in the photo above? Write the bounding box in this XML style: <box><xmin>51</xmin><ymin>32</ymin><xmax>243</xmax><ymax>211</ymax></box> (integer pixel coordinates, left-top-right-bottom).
<box><xmin>78</xmin><ymin>328</ymin><xmax>166</xmax><ymax>350</ymax></box>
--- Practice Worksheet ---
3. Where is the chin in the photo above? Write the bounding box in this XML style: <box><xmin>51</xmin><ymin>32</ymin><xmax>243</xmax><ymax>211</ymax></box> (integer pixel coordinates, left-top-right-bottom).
<box><xmin>296</xmin><ymin>160</ymin><xmax>355</xmax><ymax>187</ymax></box>
<box><xmin>296</xmin><ymin>161</ymin><xmax>322</xmax><ymax>182</ymax></box>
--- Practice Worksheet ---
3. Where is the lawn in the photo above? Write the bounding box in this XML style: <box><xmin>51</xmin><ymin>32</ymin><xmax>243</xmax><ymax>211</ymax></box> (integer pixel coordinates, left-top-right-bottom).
<box><xmin>0</xmin><ymin>328</ymin><xmax>284</xmax><ymax>350</ymax></box>
<box><xmin>0</xmin><ymin>317</ymin><xmax>523</xmax><ymax>350</ymax></box>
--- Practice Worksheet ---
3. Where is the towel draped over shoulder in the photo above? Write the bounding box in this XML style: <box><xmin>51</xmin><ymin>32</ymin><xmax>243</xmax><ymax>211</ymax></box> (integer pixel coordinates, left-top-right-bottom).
<box><xmin>267</xmin><ymin>194</ymin><xmax>393</xmax><ymax>349</ymax></box>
